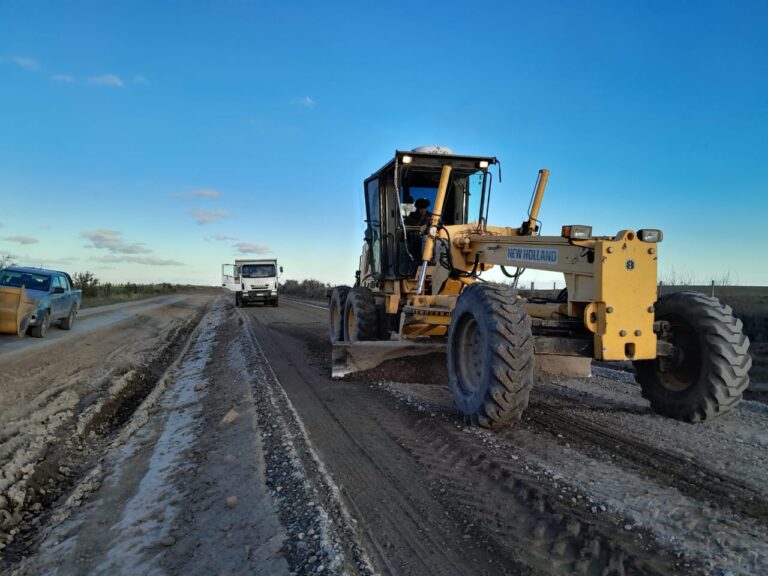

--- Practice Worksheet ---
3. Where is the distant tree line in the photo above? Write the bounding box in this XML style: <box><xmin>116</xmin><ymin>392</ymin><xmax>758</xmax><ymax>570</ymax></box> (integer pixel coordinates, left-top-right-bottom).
<box><xmin>279</xmin><ymin>279</ymin><xmax>331</xmax><ymax>300</ymax></box>
<box><xmin>73</xmin><ymin>271</ymin><xmax>180</xmax><ymax>299</ymax></box>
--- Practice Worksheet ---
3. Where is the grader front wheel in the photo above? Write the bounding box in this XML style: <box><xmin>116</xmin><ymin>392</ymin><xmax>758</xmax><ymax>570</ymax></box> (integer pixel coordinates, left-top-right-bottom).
<box><xmin>634</xmin><ymin>291</ymin><xmax>752</xmax><ymax>422</ymax></box>
<box><xmin>447</xmin><ymin>283</ymin><xmax>534</xmax><ymax>429</ymax></box>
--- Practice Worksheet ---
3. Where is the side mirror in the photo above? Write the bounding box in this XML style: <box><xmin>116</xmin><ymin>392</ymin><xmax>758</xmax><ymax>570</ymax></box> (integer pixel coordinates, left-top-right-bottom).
<box><xmin>279</xmin><ymin>266</ymin><xmax>284</xmax><ymax>274</ymax></box>
<box><xmin>53</xmin><ymin>286</ymin><xmax>65</xmax><ymax>294</ymax></box>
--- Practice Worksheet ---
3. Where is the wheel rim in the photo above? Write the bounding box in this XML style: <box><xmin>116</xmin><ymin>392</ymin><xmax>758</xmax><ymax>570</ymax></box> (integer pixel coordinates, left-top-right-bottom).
<box><xmin>453</xmin><ymin>314</ymin><xmax>484</xmax><ymax>397</ymax></box>
<box><xmin>657</xmin><ymin>315</ymin><xmax>702</xmax><ymax>392</ymax></box>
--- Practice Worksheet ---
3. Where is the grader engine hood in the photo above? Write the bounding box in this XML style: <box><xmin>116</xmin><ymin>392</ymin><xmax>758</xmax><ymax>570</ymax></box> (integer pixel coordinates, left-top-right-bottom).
<box><xmin>0</xmin><ymin>286</ymin><xmax>37</xmax><ymax>336</ymax></box>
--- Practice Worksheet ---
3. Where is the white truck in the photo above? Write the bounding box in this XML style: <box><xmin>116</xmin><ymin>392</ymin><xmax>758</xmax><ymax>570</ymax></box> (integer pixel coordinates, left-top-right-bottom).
<box><xmin>222</xmin><ymin>259</ymin><xmax>282</xmax><ymax>307</ymax></box>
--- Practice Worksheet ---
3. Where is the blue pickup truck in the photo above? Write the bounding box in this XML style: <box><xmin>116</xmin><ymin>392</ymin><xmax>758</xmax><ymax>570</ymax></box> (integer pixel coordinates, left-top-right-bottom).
<box><xmin>0</xmin><ymin>267</ymin><xmax>82</xmax><ymax>337</ymax></box>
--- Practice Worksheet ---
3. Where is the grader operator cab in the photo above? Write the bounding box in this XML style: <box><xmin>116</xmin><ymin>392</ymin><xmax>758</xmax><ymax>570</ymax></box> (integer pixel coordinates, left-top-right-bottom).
<box><xmin>329</xmin><ymin>146</ymin><xmax>751</xmax><ymax>429</ymax></box>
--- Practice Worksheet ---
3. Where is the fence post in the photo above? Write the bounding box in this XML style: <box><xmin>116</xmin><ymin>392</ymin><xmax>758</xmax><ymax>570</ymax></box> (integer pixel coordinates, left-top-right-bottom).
<box><xmin>711</xmin><ymin>279</ymin><xmax>715</xmax><ymax>297</ymax></box>
<box><xmin>531</xmin><ymin>281</ymin><xmax>535</xmax><ymax>291</ymax></box>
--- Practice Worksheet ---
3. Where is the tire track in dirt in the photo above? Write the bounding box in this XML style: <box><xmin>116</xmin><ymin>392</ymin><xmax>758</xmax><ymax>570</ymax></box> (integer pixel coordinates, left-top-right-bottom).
<box><xmin>525</xmin><ymin>390</ymin><xmax>768</xmax><ymax>524</ymax></box>
<box><xmin>358</xmin><ymin>395</ymin><xmax>693</xmax><ymax>575</ymax></box>
<box><xmin>243</xmin><ymin>302</ymin><xmax>694</xmax><ymax>575</ymax></box>
<box><xmin>243</xmin><ymin>305</ymin><xmax>522</xmax><ymax>575</ymax></box>
<box><xmin>240</xmin><ymin>300</ymin><xmax>768</xmax><ymax>575</ymax></box>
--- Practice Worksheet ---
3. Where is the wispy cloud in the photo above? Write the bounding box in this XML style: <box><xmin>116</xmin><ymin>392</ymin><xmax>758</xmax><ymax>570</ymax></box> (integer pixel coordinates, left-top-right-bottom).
<box><xmin>2</xmin><ymin>235</ymin><xmax>38</xmax><ymax>245</ymax></box>
<box><xmin>5</xmin><ymin>56</ymin><xmax>40</xmax><ymax>71</ymax></box>
<box><xmin>133</xmin><ymin>74</ymin><xmax>149</xmax><ymax>85</ymax></box>
<box><xmin>81</xmin><ymin>229</ymin><xmax>151</xmax><ymax>254</ymax></box>
<box><xmin>290</xmin><ymin>96</ymin><xmax>315</xmax><ymax>108</ymax></box>
<box><xmin>176</xmin><ymin>188</ymin><xmax>222</xmax><ymax>199</ymax></box>
<box><xmin>90</xmin><ymin>74</ymin><xmax>124</xmax><ymax>87</ymax></box>
<box><xmin>206</xmin><ymin>234</ymin><xmax>238</xmax><ymax>242</ymax></box>
<box><xmin>93</xmin><ymin>255</ymin><xmax>183</xmax><ymax>266</ymax></box>
<box><xmin>234</xmin><ymin>241</ymin><xmax>270</xmax><ymax>254</ymax></box>
<box><xmin>187</xmin><ymin>208</ymin><xmax>233</xmax><ymax>225</ymax></box>
<box><xmin>51</xmin><ymin>74</ymin><xmax>76</xmax><ymax>83</ymax></box>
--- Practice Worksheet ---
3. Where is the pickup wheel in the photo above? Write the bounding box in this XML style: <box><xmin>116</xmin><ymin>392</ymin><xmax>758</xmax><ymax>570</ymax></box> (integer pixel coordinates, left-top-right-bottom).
<box><xmin>30</xmin><ymin>310</ymin><xmax>51</xmax><ymax>338</ymax></box>
<box><xmin>60</xmin><ymin>306</ymin><xmax>76</xmax><ymax>330</ymax></box>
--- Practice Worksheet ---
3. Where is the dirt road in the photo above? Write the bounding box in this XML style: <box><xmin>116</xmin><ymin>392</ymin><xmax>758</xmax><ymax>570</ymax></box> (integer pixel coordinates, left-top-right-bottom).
<box><xmin>1</xmin><ymin>294</ymin><xmax>766</xmax><ymax>575</ymax></box>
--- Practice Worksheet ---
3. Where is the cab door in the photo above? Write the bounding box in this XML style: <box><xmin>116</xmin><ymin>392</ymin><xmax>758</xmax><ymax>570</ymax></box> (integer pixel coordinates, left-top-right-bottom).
<box><xmin>50</xmin><ymin>275</ymin><xmax>67</xmax><ymax>316</ymax></box>
<box><xmin>221</xmin><ymin>264</ymin><xmax>241</xmax><ymax>293</ymax></box>
<box><xmin>364</xmin><ymin>177</ymin><xmax>383</xmax><ymax>279</ymax></box>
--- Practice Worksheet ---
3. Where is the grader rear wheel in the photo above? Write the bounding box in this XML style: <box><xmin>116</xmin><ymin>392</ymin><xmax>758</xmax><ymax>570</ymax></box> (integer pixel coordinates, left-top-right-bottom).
<box><xmin>343</xmin><ymin>287</ymin><xmax>377</xmax><ymax>342</ymax></box>
<box><xmin>447</xmin><ymin>283</ymin><xmax>534</xmax><ymax>429</ymax></box>
<box><xmin>329</xmin><ymin>286</ymin><xmax>350</xmax><ymax>342</ymax></box>
<box><xmin>634</xmin><ymin>291</ymin><xmax>752</xmax><ymax>422</ymax></box>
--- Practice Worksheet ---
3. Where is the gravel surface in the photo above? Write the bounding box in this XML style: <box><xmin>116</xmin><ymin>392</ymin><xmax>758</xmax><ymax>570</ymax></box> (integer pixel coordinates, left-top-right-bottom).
<box><xmin>2</xmin><ymin>295</ymin><xmax>766</xmax><ymax>576</ymax></box>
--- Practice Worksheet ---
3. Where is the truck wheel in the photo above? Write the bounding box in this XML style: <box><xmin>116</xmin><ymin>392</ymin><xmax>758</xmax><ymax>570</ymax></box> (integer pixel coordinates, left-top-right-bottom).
<box><xmin>634</xmin><ymin>291</ymin><xmax>751</xmax><ymax>422</ymax></box>
<box><xmin>30</xmin><ymin>310</ymin><xmax>51</xmax><ymax>338</ymax></box>
<box><xmin>60</xmin><ymin>306</ymin><xmax>76</xmax><ymax>330</ymax></box>
<box><xmin>447</xmin><ymin>283</ymin><xmax>534</xmax><ymax>429</ymax></box>
<box><xmin>235</xmin><ymin>292</ymin><xmax>242</xmax><ymax>307</ymax></box>
<box><xmin>343</xmin><ymin>287</ymin><xmax>377</xmax><ymax>342</ymax></box>
<box><xmin>329</xmin><ymin>286</ymin><xmax>350</xmax><ymax>342</ymax></box>
<box><xmin>272</xmin><ymin>299</ymin><xmax>279</xmax><ymax>307</ymax></box>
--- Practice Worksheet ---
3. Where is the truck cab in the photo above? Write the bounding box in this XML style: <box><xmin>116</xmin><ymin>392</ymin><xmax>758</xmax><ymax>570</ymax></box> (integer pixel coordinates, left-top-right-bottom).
<box><xmin>222</xmin><ymin>259</ymin><xmax>282</xmax><ymax>307</ymax></box>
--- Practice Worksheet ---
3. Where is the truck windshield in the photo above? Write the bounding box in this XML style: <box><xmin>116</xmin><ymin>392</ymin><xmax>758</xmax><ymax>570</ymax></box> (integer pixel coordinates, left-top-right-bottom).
<box><xmin>241</xmin><ymin>264</ymin><xmax>276</xmax><ymax>278</ymax></box>
<box><xmin>0</xmin><ymin>270</ymin><xmax>51</xmax><ymax>291</ymax></box>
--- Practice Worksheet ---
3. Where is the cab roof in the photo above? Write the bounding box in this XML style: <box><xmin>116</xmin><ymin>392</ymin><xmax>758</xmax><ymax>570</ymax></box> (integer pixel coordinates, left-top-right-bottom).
<box><xmin>2</xmin><ymin>266</ymin><xmax>66</xmax><ymax>277</ymax></box>
<box><xmin>368</xmin><ymin>150</ymin><xmax>497</xmax><ymax>180</ymax></box>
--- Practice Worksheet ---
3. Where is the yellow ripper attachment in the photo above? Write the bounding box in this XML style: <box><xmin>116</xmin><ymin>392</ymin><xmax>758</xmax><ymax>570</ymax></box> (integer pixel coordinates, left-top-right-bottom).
<box><xmin>0</xmin><ymin>286</ymin><xmax>36</xmax><ymax>336</ymax></box>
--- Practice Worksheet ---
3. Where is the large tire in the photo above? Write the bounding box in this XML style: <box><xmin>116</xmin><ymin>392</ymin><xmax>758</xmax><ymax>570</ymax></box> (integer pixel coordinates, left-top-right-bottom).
<box><xmin>272</xmin><ymin>299</ymin><xmax>279</xmax><ymax>307</ymax></box>
<box><xmin>235</xmin><ymin>292</ymin><xmax>242</xmax><ymax>308</ymax></box>
<box><xmin>634</xmin><ymin>291</ymin><xmax>751</xmax><ymax>422</ymax></box>
<box><xmin>60</xmin><ymin>306</ymin><xmax>76</xmax><ymax>330</ymax></box>
<box><xmin>329</xmin><ymin>286</ymin><xmax>350</xmax><ymax>342</ymax></box>
<box><xmin>447</xmin><ymin>283</ymin><xmax>534</xmax><ymax>429</ymax></box>
<box><xmin>30</xmin><ymin>310</ymin><xmax>51</xmax><ymax>338</ymax></box>
<box><xmin>343</xmin><ymin>287</ymin><xmax>377</xmax><ymax>342</ymax></box>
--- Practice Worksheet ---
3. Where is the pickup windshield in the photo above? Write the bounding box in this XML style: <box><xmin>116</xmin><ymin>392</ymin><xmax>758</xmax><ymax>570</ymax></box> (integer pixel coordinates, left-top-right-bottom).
<box><xmin>241</xmin><ymin>264</ymin><xmax>276</xmax><ymax>278</ymax></box>
<box><xmin>0</xmin><ymin>270</ymin><xmax>51</xmax><ymax>291</ymax></box>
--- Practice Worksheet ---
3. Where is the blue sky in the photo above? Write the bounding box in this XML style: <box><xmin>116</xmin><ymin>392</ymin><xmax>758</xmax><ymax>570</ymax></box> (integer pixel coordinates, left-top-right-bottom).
<box><xmin>1</xmin><ymin>0</ymin><xmax>766</xmax><ymax>286</ymax></box>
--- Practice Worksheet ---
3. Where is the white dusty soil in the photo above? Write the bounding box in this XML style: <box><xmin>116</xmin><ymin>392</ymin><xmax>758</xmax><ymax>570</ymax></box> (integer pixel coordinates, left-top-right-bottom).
<box><xmin>1</xmin><ymin>294</ymin><xmax>766</xmax><ymax>576</ymax></box>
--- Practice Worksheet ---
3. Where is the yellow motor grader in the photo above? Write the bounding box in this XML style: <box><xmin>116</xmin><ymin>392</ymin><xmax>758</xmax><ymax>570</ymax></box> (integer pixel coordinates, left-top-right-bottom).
<box><xmin>329</xmin><ymin>147</ymin><xmax>751</xmax><ymax>428</ymax></box>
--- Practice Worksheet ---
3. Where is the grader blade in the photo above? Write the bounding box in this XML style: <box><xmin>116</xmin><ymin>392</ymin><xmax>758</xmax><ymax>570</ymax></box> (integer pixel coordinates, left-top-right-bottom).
<box><xmin>0</xmin><ymin>286</ymin><xmax>35</xmax><ymax>336</ymax></box>
<box><xmin>331</xmin><ymin>341</ymin><xmax>446</xmax><ymax>379</ymax></box>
